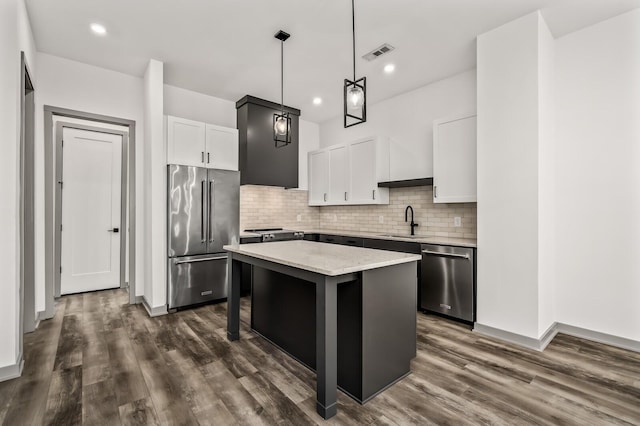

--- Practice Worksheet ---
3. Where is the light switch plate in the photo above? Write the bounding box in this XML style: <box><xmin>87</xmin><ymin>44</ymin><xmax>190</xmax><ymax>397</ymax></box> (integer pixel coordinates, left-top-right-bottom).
<box><xmin>378</xmin><ymin>215</ymin><xmax>384</xmax><ymax>224</ymax></box>
<box><xmin>454</xmin><ymin>216</ymin><xmax>462</xmax><ymax>227</ymax></box>
<box><xmin>296</xmin><ymin>214</ymin><xmax>302</xmax><ymax>222</ymax></box>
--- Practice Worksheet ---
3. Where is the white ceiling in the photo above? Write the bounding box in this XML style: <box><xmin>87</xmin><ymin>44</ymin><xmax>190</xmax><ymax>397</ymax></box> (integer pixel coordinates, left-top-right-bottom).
<box><xmin>25</xmin><ymin>0</ymin><xmax>640</xmax><ymax>123</ymax></box>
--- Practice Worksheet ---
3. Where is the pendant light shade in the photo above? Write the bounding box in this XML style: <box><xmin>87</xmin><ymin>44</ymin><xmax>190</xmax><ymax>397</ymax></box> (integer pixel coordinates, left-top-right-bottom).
<box><xmin>274</xmin><ymin>115</ymin><xmax>289</xmax><ymax>135</ymax></box>
<box><xmin>347</xmin><ymin>85</ymin><xmax>365</xmax><ymax>109</ymax></box>
<box><xmin>274</xmin><ymin>30</ymin><xmax>291</xmax><ymax>147</ymax></box>
<box><xmin>344</xmin><ymin>0</ymin><xmax>366</xmax><ymax>127</ymax></box>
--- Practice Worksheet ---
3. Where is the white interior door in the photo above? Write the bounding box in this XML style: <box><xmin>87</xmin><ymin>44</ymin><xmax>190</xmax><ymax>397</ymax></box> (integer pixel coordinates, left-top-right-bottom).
<box><xmin>61</xmin><ymin>127</ymin><xmax>122</xmax><ymax>294</ymax></box>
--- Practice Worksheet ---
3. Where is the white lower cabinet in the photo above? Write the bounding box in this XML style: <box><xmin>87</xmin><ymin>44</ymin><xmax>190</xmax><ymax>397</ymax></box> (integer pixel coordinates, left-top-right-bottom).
<box><xmin>308</xmin><ymin>137</ymin><xmax>389</xmax><ymax>206</ymax></box>
<box><xmin>433</xmin><ymin>113</ymin><xmax>477</xmax><ymax>203</ymax></box>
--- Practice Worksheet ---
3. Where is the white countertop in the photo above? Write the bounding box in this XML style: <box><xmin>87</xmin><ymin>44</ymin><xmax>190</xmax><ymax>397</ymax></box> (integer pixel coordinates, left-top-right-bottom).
<box><xmin>224</xmin><ymin>240</ymin><xmax>421</xmax><ymax>276</ymax></box>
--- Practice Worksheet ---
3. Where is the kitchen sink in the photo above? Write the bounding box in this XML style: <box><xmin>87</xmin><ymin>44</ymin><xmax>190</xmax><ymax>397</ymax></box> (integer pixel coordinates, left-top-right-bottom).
<box><xmin>380</xmin><ymin>234</ymin><xmax>423</xmax><ymax>239</ymax></box>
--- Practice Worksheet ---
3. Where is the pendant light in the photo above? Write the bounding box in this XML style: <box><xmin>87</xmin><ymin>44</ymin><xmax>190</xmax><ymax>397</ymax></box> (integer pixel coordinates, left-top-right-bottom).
<box><xmin>274</xmin><ymin>30</ymin><xmax>291</xmax><ymax>147</ymax></box>
<box><xmin>344</xmin><ymin>0</ymin><xmax>366</xmax><ymax>128</ymax></box>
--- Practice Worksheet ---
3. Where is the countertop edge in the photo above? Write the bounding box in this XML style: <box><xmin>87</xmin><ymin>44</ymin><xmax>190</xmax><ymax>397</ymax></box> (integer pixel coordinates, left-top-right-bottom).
<box><xmin>224</xmin><ymin>242</ymin><xmax>421</xmax><ymax>277</ymax></box>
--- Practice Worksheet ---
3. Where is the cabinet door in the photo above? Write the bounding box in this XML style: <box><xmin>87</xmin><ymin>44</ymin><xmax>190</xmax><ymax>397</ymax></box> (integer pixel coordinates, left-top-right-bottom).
<box><xmin>349</xmin><ymin>138</ymin><xmax>377</xmax><ymax>203</ymax></box>
<box><xmin>328</xmin><ymin>145</ymin><xmax>349</xmax><ymax>204</ymax></box>
<box><xmin>433</xmin><ymin>114</ymin><xmax>477</xmax><ymax>203</ymax></box>
<box><xmin>206</xmin><ymin>124</ymin><xmax>238</xmax><ymax>171</ymax></box>
<box><xmin>308</xmin><ymin>150</ymin><xmax>329</xmax><ymax>205</ymax></box>
<box><xmin>166</xmin><ymin>116</ymin><xmax>206</xmax><ymax>167</ymax></box>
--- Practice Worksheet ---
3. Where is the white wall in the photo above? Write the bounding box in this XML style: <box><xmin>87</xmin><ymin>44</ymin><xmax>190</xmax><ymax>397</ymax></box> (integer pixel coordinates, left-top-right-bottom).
<box><xmin>163</xmin><ymin>84</ymin><xmax>236</xmax><ymax>128</ymax></box>
<box><xmin>554</xmin><ymin>9</ymin><xmax>640</xmax><ymax>342</ymax></box>
<box><xmin>0</xmin><ymin>0</ymin><xmax>21</xmax><ymax>370</ymax></box>
<box><xmin>143</xmin><ymin>60</ymin><xmax>166</xmax><ymax>309</ymax></box>
<box><xmin>537</xmin><ymin>16</ymin><xmax>556</xmax><ymax>336</ymax></box>
<box><xmin>319</xmin><ymin>70</ymin><xmax>476</xmax><ymax>181</ymax></box>
<box><xmin>35</xmin><ymin>53</ymin><xmax>146</xmax><ymax>307</ymax></box>
<box><xmin>476</xmin><ymin>12</ymin><xmax>544</xmax><ymax>340</ymax></box>
<box><xmin>0</xmin><ymin>0</ymin><xmax>38</xmax><ymax>371</ymax></box>
<box><xmin>298</xmin><ymin>118</ymin><xmax>320</xmax><ymax>190</ymax></box>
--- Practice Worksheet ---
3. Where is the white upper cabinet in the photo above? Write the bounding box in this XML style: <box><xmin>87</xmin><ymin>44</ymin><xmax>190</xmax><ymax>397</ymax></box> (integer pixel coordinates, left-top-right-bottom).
<box><xmin>348</xmin><ymin>137</ymin><xmax>389</xmax><ymax>204</ymax></box>
<box><xmin>308</xmin><ymin>137</ymin><xmax>389</xmax><ymax>206</ymax></box>
<box><xmin>166</xmin><ymin>115</ymin><xmax>238</xmax><ymax>170</ymax></box>
<box><xmin>205</xmin><ymin>124</ymin><xmax>238</xmax><ymax>171</ymax></box>
<box><xmin>166</xmin><ymin>116</ymin><xmax>206</xmax><ymax>167</ymax></box>
<box><xmin>433</xmin><ymin>113</ymin><xmax>477</xmax><ymax>203</ymax></box>
<box><xmin>328</xmin><ymin>145</ymin><xmax>349</xmax><ymax>204</ymax></box>
<box><xmin>308</xmin><ymin>150</ymin><xmax>329</xmax><ymax>205</ymax></box>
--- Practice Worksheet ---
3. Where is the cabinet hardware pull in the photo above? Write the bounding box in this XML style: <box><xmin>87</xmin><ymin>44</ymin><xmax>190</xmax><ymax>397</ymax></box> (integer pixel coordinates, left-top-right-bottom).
<box><xmin>373</xmin><ymin>189</ymin><xmax>376</xmax><ymax>200</ymax></box>
<box><xmin>344</xmin><ymin>192</ymin><xmax>347</xmax><ymax>201</ymax></box>
<box><xmin>434</xmin><ymin>186</ymin><xmax>437</xmax><ymax>198</ymax></box>
<box><xmin>207</xmin><ymin>152</ymin><xmax>210</xmax><ymax>163</ymax></box>
<box><xmin>201</xmin><ymin>151</ymin><xmax>204</xmax><ymax>163</ymax></box>
<box><xmin>324</xmin><ymin>193</ymin><xmax>327</xmax><ymax>202</ymax></box>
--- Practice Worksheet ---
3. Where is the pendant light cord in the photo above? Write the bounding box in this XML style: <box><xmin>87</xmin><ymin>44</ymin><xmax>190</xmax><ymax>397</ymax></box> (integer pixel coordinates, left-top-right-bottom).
<box><xmin>280</xmin><ymin>40</ymin><xmax>284</xmax><ymax>114</ymax></box>
<box><xmin>352</xmin><ymin>0</ymin><xmax>356</xmax><ymax>81</ymax></box>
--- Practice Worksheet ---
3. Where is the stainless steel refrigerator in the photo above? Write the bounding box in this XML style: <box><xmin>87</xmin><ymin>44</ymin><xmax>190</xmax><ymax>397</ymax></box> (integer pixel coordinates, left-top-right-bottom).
<box><xmin>167</xmin><ymin>164</ymin><xmax>239</xmax><ymax>310</ymax></box>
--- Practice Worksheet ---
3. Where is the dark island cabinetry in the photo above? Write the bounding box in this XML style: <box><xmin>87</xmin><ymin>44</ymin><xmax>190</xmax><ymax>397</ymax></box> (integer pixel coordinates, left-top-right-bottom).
<box><xmin>251</xmin><ymin>263</ymin><xmax>416</xmax><ymax>403</ymax></box>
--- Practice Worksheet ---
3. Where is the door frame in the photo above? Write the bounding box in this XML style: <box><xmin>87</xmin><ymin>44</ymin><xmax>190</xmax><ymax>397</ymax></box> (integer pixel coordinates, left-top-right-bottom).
<box><xmin>43</xmin><ymin>106</ymin><xmax>137</xmax><ymax>319</ymax></box>
<box><xmin>20</xmin><ymin>51</ymin><xmax>36</xmax><ymax>348</ymax></box>
<box><xmin>55</xmin><ymin>122</ymin><xmax>128</xmax><ymax>297</ymax></box>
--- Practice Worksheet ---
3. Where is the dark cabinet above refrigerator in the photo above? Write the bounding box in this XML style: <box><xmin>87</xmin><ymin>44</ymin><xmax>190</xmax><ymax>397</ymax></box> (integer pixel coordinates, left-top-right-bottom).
<box><xmin>236</xmin><ymin>95</ymin><xmax>300</xmax><ymax>188</ymax></box>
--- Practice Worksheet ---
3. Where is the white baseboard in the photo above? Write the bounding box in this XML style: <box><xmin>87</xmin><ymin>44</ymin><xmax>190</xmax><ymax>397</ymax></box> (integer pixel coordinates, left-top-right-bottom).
<box><xmin>473</xmin><ymin>323</ymin><xmax>557</xmax><ymax>351</ymax></box>
<box><xmin>34</xmin><ymin>310</ymin><xmax>48</xmax><ymax>330</ymax></box>
<box><xmin>555</xmin><ymin>323</ymin><xmax>640</xmax><ymax>353</ymax></box>
<box><xmin>0</xmin><ymin>356</ymin><xmax>24</xmax><ymax>382</ymax></box>
<box><xmin>142</xmin><ymin>298</ymin><xmax>168</xmax><ymax>317</ymax></box>
<box><xmin>473</xmin><ymin>321</ymin><xmax>639</xmax><ymax>353</ymax></box>
<box><xmin>134</xmin><ymin>295</ymin><xmax>144</xmax><ymax>304</ymax></box>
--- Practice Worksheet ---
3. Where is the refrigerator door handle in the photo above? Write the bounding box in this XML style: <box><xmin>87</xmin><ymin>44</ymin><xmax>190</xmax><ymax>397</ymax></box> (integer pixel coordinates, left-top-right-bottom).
<box><xmin>174</xmin><ymin>255</ymin><xmax>227</xmax><ymax>265</ymax></box>
<box><xmin>209</xmin><ymin>180</ymin><xmax>214</xmax><ymax>242</ymax></box>
<box><xmin>201</xmin><ymin>180</ymin><xmax>206</xmax><ymax>242</ymax></box>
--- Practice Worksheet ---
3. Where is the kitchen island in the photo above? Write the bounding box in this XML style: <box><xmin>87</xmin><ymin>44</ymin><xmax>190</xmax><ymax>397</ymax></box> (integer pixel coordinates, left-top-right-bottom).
<box><xmin>224</xmin><ymin>240</ymin><xmax>420</xmax><ymax>420</ymax></box>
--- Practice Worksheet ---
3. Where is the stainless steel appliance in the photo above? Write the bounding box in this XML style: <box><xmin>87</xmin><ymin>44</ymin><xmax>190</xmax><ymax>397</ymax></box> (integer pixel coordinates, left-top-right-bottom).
<box><xmin>244</xmin><ymin>228</ymin><xmax>304</xmax><ymax>242</ymax></box>
<box><xmin>167</xmin><ymin>164</ymin><xmax>239</xmax><ymax>309</ymax></box>
<box><xmin>420</xmin><ymin>244</ymin><xmax>475</xmax><ymax>322</ymax></box>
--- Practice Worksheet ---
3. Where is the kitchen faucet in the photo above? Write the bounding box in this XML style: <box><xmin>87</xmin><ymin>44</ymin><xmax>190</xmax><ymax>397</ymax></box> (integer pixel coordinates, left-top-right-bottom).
<box><xmin>405</xmin><ymin>205</ymin><xmax>419</xmax><ymax>236</ymax></box>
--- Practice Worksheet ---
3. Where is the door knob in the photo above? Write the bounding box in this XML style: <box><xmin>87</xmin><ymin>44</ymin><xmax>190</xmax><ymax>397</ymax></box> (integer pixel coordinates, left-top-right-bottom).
<box><xmin>107</xmin><ymin>228</ymin><xmax>119</xmax><ymax>233</ymax></box>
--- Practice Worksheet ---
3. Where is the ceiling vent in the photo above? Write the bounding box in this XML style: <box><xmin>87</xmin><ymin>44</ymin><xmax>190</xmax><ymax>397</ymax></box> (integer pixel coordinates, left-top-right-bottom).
<box><xmin>362</xmin><ymin>43</ymin><xmax>395</xmax><ymax>61</ymax></box>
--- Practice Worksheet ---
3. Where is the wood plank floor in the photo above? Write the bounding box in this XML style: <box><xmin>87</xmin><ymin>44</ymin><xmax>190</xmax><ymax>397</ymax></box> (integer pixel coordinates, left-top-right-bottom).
<box><xmin>1</xmin><ymin>288</ymin><xmax>639</xmax><ymax>425</ymax></box>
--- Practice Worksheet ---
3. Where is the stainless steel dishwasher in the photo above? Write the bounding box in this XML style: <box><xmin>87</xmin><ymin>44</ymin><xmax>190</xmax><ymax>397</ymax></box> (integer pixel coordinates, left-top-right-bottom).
<box><xmin>420</xmin><ymin>244</ymin><xmax>475</xmax><ymax>322</ymax></box>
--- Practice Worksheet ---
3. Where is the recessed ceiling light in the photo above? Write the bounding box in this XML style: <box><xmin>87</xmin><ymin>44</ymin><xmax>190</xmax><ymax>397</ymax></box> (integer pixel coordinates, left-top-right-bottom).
<box><xmin>90</xmin><ymin>23</ymin><xmax>107</xmax><ymax>35</ymax></box>
<box><xmin>384</xmin><ymin>64</ymin><xmax>395</xmax><ymax>74</ymax></box>
<box><xmin>313</xmin><ymin>97</ymin><xmax>322</xmax><ymax>105</ymax></box>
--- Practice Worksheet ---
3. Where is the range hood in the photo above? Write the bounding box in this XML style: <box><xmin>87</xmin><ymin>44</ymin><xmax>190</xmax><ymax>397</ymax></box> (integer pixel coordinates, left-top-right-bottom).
<box><xmin>236</xmin><ymin>95</ymin><xmax>300</xmax><ymax>188</ymax></box>
<box><xmin>378</xmin><ymin>178</ymin><xmax>433</xmax><ymax>188</ymax></box>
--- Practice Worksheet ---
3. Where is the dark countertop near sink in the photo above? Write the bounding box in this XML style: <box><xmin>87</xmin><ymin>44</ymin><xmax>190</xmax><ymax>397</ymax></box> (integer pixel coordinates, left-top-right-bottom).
<box><xmin>295</xmin><ymin>229</ymin><xmax>477</xmax><ymax>248</ymax></box>
<box><xmin>240</xmin><ymin>229</ymin><xmax>477</xmax><ymax>248</ymax></box>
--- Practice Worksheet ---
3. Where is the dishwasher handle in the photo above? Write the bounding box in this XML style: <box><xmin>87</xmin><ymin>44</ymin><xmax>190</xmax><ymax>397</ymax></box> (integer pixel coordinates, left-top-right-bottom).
<box><xmin>422</xmin><ymin>249</ymin><xmax>470</xmax><ymax>260</ymax></box>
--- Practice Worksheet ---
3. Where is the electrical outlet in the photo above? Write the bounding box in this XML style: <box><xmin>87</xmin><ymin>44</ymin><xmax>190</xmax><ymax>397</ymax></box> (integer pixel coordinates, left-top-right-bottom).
<box><xmin>333</xmin><ymin>214</ymin><xmax>337</xmax><ymax>222</ymax></box>
<box><xmin>378</xmin><ymin>215</ymin><xmax>384</xmax><ymax>224</ymax></box>
<box><xmin>454</xmin><ymin>216</ymin><xmax>462</xmax><ymax>227</ymax></box>
<box><xmin>296</xmin><ymin>214</ymin><xmax>302</xmax><ymax>222</ymax></box>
